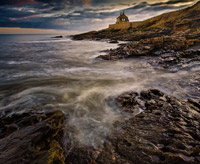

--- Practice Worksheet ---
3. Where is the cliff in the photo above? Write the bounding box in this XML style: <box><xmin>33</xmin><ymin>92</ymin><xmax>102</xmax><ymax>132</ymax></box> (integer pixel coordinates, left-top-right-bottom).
<box><xmin>72</xmin><ymin>1</ymin><xmax>200</xmax><ymax>41</ymax></box>
<box><xmin>136</xmin><ymin>1</ymin><xmax>200</xmax><ymax>32</ymax></box>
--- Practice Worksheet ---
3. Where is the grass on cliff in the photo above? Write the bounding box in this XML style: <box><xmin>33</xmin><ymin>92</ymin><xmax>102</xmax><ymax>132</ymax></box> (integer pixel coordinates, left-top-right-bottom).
<box><xmin>73</xmin><ymin>1</ymin><xmax>200</xmax><ymax>41</ymax></box>
<box><xmin>138</xmin><ymin>1</ymin><xmax>200</xmax><ymax>31</ymax></box>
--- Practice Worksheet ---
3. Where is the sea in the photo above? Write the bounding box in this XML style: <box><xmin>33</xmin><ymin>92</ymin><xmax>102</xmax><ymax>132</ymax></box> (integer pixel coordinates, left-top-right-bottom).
<box><xmin>0</xmin><ymin>34</ymin><xmax>199</xmax><ymax>147</ymax></box>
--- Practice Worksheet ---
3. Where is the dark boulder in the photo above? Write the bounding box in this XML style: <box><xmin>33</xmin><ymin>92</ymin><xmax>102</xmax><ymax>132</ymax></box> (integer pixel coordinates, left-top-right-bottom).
<box><xmin>51</xmin><ymin>36</ymin><xmax>63</xmax><ymax>38</ymax></box>
<box><xmin>0</xmin><ymin>110</ymin><xmax>65</xmax><ymax>164</ymax></box>
<box><xmin>109</xmin><ymin>40</ymin><xmax>119</xmax><ymax>44</ymax></box>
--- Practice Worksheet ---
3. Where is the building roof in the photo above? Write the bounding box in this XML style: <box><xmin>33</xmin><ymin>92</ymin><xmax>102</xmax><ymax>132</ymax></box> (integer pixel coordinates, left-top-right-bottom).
<box><xmin>117</xmin><ymin>11</ymin><xmax>128</xmax><ymax>19</ymax></box>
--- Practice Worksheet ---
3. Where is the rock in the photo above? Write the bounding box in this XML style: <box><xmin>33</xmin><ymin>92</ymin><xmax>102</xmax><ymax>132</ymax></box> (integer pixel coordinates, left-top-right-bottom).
<box><xmin>1</xmin><ymin>90</ymin><xmax>198</xmax><ymax>163</ymax></box>
<box><xmin>149</xmin><ymin>47</ymin><xmax>200</xmax><ymax>69</ymax></box>
<box><xmin>96</xmin><ymin>33</ymin><xmax>200</xmax><ymax>65</ymax></box>
<box><xmin>144</xmin><ymin>46</ymin><xmax>151</xmax><ymax>50</ymax></box>
<box><xmin>123</xmin><ymin>46</ymin><xmax>129</xmax><ymax>51</ymax></box>
<box><xmin>51</xmin><ymin>35</ymin><xmax>63</xmax><ymax>38</ymax></box>
<box><xmin>62</xmin><ymin>89</ymin><xmax>200</xmax><ymax>164</ymax></box>
<box><xmin>109</xmin><ymin>40</ymin><xmax>119</xmax><ymax>43</ymax></box>
<box><xmin>188</xmin><ymin>99</ymin><xmax>200</xmax><ymax>108</ymax></box>
<box><xmin>0</xmin><ymin>110</ymin><xmax>65</xmax><ymax>164</ymax></box>
<box><xmin>149</xmin><ymin>89</ymin><xmax>165</xmax><ymax>97</ymax></box>
<box><xmin>154</xmin><ymin>50</ymin><xmax>162</xmax><ymax>55</ymax></box>
<box><xmin>180</xmin><ymin>154</ymin><xmax>195</xmax><ymax>162</ymax></box>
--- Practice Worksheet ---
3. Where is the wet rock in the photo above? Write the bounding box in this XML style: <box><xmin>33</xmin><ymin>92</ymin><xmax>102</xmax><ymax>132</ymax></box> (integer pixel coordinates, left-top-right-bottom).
<box><xmin>123</xmin><ymin>46</ymin><xmax>129</xmax><ymax>51</ymax></box>
<box><xmin>96</xmin><ymin>34</ymin><xmax>200</xmax><ymax>70</ymax></box>
<box><xmin>0</xmin><ymin>93</ymin><xmax>199</xmax><ymax>164</ymax></box>
<box><xmin>51</xmin><ymin>35</ymin><xmax>63</xmax><ymax>38</ymax></box>
<box><xmin>0</xmin><ymin>110</ymin><xmax>65</xmax><ymax>164</ymax></box>
<box><xmin>154</xmin><ymin>50</ymin><xmax>162</xmax><ymax>55</ymax></box>
<box><xmin>149</xmin><ymin>47</ymin><xmax>200</xmax><ymax>69</ymax></box>
<box><xmin>97</xmin><ymin>41</ymin><xmax>156</xmax><ymax>60</ymax></box>
<box><xmin>188</xmin><ymin>99</ymin><xmax>200</xmax><ymax>109</ymax></box>
<box><xmin>61</xmin><ymin>89</ymin><xmax>200</xmax><ymax>164</ymax></box>
<box><xmin>109</xmin><ymin>40</ymin><xmax>119</xmax><ymax>44</ymax></box>
<box><xmin>144</xmin><ymin>46</ymin><xmax>151</xmax><ymax>50</ymax></box>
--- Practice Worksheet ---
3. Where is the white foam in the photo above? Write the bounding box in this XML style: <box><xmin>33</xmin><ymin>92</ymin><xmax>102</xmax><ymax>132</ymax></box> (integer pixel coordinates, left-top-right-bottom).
<box><xmin>23</xmin><ymin>38</ymin><xmax>71</xmax><ymax>43</ymax></box>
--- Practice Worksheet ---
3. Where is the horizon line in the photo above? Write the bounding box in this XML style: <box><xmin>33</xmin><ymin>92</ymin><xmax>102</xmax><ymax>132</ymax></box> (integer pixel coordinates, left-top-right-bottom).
<box><xmin>0</xmin><ymin>27</ymin><xmax>80</xmax><ymax>35</ymax></box>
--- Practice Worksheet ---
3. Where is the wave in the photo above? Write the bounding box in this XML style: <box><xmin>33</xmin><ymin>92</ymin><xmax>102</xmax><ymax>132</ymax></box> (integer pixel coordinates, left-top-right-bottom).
<box><xmin>23</xmin><ymin>38</ymin><xmax>71</xmax><ymax>43</ymax></box>
<box><xmin>0</xmin><ymin>35</ymin><xmax>199</xmax><ymax>148</ymax></box>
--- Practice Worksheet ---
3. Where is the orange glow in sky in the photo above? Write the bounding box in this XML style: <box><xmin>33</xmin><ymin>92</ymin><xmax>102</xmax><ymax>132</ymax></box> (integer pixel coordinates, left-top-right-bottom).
<box><xmin>0</xmin><ymin>27</ymin><xmax>78</xmax><ymax>35</ymax></box>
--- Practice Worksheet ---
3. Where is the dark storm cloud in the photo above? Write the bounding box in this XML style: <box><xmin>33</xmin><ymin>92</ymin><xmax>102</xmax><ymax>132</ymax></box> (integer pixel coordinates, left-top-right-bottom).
<box><xmin>166</xmin><ymin>0</ymin><xmax>195</xmax><ymax>4</ymax></box>
<box><xmin>0</xmin><ymin>0</ymin><xmax>89</xmax><ymax>6</ymax></box>
<box><xmin>151</xmin><ymin>0</ymin><xmax>195</xmax><ymax>6</ymax></box>
<box><xmin>0</xmin><ymin>0</ymin><xmax>37</xmax><ymax>6</ymax></box>
<box><xmin>0</xmin><ymin>0</ymin><xmax>198</xmax><ymax>31</ymax></box>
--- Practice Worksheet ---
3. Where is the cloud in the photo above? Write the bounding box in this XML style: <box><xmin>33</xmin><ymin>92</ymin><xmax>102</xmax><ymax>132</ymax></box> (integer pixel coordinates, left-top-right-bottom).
<box><xmin>9</xmin><ymin>14</ymin><xmax>42</xmax><ymax>21</ymax></box>
<box><xmin>151</xmin><ymin>0</ymin><xmax>195</xmax><ymax>6</ymax></box>
<box><xmin>0</xmin><ymin>0</ymin><xmax>38</xmax><ymax>6</ymax></box>
<box><xmin>0</xmin><ymin>0</ymin><xmax>198</xmax><ymax>33</ymax></box>
<box><xmin>166</xmin><ymin>0</ymin><xmax>195</xmax><ymax>4</ymax></box>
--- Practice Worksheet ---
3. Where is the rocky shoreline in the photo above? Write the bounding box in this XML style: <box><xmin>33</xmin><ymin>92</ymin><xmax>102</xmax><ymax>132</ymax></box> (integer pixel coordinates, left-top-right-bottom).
<box><xmin>1</xmin><ymin>2</ymin><xmax>200</xmax><ymax>164</ymax></box>
<box><xmin>72</xmin><ymin>2</ymin><xmax>200</xmax><ymax>67</ymax></box>
<box><xmin>1</xmin><ymin>32</ymin><xmax>200</xmax><ymax>164</ymax></box>
<box><xmin>0</xmin><ymin>89</ymin><xmax>200</xmax><ymax>163</ymax></box>
<box><xmin>1</xmin><ymin>40</ymin><xmax>199</xmax><ymax>163</ymax></box>
<box><xmin>1</xmin><ymin>30</ymin><xmax>200</xmax><ymax>164</ymax></box>
<box><xmin>96</xmin><ymin>37</ymin><xmax>200</xmax><ymax>70</ymax></box>
<box><xmin>73</xmin><ymin>25</ymin><xmax>200</xmax><ymax>70</ymax></box>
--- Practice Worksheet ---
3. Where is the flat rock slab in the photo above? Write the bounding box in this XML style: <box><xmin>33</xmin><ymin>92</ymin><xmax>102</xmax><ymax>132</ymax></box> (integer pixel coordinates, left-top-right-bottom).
<box><xmin>0</xmin><ymin>110</ymin><xmax>65</xmax><ymax>164</ymax></box>
<box><xmin>65</xmin><ymin>89</ymin><xmax>200</xmax><ymax>164</ymax></box>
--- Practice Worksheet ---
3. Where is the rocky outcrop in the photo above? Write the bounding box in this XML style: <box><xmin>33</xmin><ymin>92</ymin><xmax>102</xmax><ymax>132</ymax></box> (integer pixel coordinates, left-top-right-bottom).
<box><xmin>0</xmin><ymin>90</ymin><xmax>199</xmax><ymax>164</ymax></box>
<box><xmin>0</xmin><ymin>110</ymin><xmax>65</xmax><ymax>164</ymax></box>
<box><xmin>104</xmin><ymin>89</ymin><xmax>200</xmax><ymax>163</ymax></box>
<box><xmin>96</xmin><ymin>34</ymin><xmax>200</xmax><ymax>73</ymax></box>
<box><xmin>150</xmin><ymin>48</ymin><xmax>200</xmax><ymax>69</ymax></box>
<box><xmin>61</xmin><ymin>89</ymin><xmax>200</xmax><ymax>164</ymax></box>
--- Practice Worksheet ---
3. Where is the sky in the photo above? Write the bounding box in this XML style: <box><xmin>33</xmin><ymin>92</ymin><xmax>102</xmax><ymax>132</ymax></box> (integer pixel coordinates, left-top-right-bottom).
<box><xmin>0</xmin><ymin>0</ymin><xmax>198</xmax><ymax>34</ymax></box>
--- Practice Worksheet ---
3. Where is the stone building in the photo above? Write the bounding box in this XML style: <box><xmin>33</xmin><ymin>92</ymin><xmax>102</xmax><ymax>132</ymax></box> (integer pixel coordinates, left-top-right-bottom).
<box><xmin>116</xmin><ymin>11</ymin><xmax>129</xmax><ymax>24</ymax></box>
<box><xmin>109</xmin><ymin>11</ymin><xmax>132</xmax><ymax>30</ymax></box>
